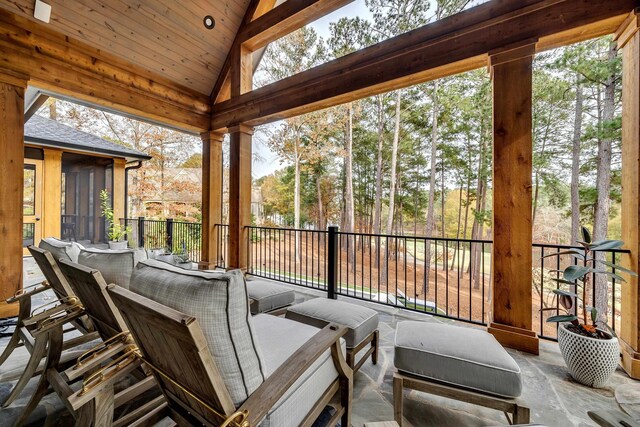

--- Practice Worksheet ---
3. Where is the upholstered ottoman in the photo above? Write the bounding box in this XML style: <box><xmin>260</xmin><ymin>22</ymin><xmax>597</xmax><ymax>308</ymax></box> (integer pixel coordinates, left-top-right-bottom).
<box><xmin>246</xmin><ymin>280</ymin><xmax>295</xmax><ymax>314</ymax></box>
<box><xmin>393</xmin><ymin>321</ymin><xmax>529</xmax><ymax>426</ymax></box>
<box><xmin>286</xmin><ymin>298</ymin><xmax>379</xmax><ymax>372</ymax></box>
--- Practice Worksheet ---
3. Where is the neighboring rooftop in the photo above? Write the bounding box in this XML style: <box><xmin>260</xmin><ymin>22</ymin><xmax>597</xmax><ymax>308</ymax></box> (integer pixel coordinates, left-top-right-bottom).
<box><xmin>24</xmin><ymin>115</ymin><xmax>151</xmax><ymax>161</ymax></box>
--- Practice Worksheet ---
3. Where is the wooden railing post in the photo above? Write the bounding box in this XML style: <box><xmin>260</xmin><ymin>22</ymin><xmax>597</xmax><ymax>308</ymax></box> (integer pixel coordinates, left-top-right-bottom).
<box><xmin>617</xmin><ymin>9</ymin><xmax>640</xmax><ymax>379</ymax></box>
<box><xmin>486</xmin><ymin>42</ymin><xmax>539</xmax><ymax>355</ymax></box>
<box><xmin>0</xmin><ymin>68</ymin><xmax>27</xmax><ymax>318</ymax></box>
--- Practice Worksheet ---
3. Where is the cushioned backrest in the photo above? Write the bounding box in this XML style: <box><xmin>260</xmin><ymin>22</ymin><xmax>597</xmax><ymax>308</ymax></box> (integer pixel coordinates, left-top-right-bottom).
<box><xmin>130</xmin><ymin>259</ymin><xmax>264</xmax><ymax>406</ymax></box>
<box><xmin>39</xmin><ymin>237</ymin><xmax>83</xmax><ymax>263</ymax></box>
<box><xmin>78</xmin><ymin>248</ymin><xmax>147</xmax><ymax>289</ymax></box>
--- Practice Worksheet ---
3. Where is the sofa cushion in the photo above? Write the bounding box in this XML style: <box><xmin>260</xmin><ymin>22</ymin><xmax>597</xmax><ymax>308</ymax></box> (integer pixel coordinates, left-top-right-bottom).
<box><xmin>247</xmin><ymin>280</ymin><xmax>295</xmax><ymax>314</ymax></box>
<box><xmin>39</xmin><ymin>238</ymin><xmax>84</xmax><ymax>263</ymax></box>
<box><xmin>394</xmin><ymin>321</ymin><xmax>522</xmax><ymax>398</ymax></box>
<box><xmin>286</xmin><ymin>298</ymin><xmax>379</xmax><ymax>348</ymax></box>
<box><xmin>78</xmin><ymin>247</ymin><xmax>147</xmax><ymax>289</ymax></box>
<box><xmin>129</xmin><ymin>259</ymin><xmax>264</xmax><ymax>407</ymax></box>
<box><xmin>253</xmin><ymin>314</ymin><xmax>345</xmax><ymax>427</ymax></box>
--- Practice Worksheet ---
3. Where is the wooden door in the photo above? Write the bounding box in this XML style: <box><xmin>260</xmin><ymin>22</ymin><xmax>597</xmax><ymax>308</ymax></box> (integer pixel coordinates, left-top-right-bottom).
<box><xmin>23</xmin><ymin>159</ymin><xmax>43</xmax><ymax>255</ymax></box>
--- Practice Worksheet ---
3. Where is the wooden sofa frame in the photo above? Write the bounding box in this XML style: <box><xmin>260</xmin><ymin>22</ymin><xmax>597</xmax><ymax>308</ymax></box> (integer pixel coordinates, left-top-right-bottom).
<box><xmin>393</xmin><ymin>371</ymin><xmax>530</xmax><ymax>426</ymax></box>
<box><xmin>108</xmin><ymin>284</ymin><xmax>354</xmax><ymax>427</ymax></box>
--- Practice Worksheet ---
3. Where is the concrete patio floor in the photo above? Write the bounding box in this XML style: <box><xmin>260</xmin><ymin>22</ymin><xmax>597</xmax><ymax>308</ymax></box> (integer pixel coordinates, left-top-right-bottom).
<box><xmin>0</xmin><ymin>257</ymin><xmax>638</xmax><ymax>426</ymax></box>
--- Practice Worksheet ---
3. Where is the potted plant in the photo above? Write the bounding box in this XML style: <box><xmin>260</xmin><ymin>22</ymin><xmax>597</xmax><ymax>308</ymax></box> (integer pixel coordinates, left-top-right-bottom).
<box><xmin>543</xmin><ymin>226</ymin><xmax>636</xmax><ymax>388</ymax></box>
<box><xmin>99</xmin><ymin>189</ymin><xmax>132</xmax><ymax>250</ymax></box>
<box><xmin>172</xmin><ymin>242</ymin><xmax>192</xmax><ymax>269</ymax></box>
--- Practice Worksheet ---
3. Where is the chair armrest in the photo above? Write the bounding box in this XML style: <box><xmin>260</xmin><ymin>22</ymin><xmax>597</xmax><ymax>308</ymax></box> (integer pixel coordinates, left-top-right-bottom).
<box><xmin>6</xmin><ymin>281</ymin><xmax>50</xmax><ymax>303</ymax></box>
<box><xmin>239</xmin><ymin>323</ymin><xmax>348</xmax><ymax>426</ymax></box>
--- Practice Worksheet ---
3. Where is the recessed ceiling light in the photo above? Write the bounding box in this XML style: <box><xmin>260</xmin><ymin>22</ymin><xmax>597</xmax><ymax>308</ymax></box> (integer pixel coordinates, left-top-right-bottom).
<box><xmin>34</xmin><ymin>0</ymin><xmax>51</xmax><ymax>23</ymax></box>
<box><xmin>203</xmin><ymin>15</ymin><xmax>215</xmax><ymax>30</ymax></box>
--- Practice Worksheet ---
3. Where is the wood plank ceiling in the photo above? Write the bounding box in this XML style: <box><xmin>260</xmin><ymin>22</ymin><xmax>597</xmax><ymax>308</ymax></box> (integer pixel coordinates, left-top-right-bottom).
<box><xmin>0</xmin><ymin>0</ymin><xmax>252</xmax><ymax>95</ymax></box>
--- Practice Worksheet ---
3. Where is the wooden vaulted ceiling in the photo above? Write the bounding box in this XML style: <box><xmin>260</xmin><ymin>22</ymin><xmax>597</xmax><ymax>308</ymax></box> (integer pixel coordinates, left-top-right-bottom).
<box><xmin>0</xmin><ymin>0</ymin><xmax>252</xmax><ymax>95</ymax></box>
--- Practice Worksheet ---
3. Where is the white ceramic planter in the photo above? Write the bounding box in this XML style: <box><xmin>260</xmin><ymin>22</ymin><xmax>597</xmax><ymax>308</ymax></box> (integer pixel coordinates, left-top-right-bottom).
<box><xmin>108</xmin><ymin>241</ymin><xmax>128</xmax><ymax>250</ymax></box>
<box><xmin>557</xmin><ymin>323</ymin><xmax>619</xmax><ymax>388</ymax></box>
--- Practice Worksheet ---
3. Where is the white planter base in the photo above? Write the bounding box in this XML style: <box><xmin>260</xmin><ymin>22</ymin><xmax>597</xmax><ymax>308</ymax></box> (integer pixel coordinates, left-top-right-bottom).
<box><xmin>108</xmin><ymin>241</ymin><xmax>128</xmax><ymax>250</ymax></box>
<box><xmin>558</xmin><ymin>323</ymin><xmax>619</xmax><ymax>388</ymax></box>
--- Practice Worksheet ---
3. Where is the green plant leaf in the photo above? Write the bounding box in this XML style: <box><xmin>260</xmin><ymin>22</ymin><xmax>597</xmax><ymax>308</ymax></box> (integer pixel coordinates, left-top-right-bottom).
<box><xmin>563</xmin><ymin>265</ymin><xmax>591</xmax><ymax>282</ymax></box>
<box><xmin>595</xmin><ymin>259</ymin><xmax>638</xmax><ymax>277</ymax></box>
<box><xmin>547</xmin><ymin>314</ymin><xmax>578</xmax><ymax>323</ymax></box>
<box><xmin>590</xmin><ymin>306</ymin><xmax>598</xmax><ymax>323</ymax></box>
<box><xmin>581</xmin><ymin>226</ymin><xmax>591</xmax><ymax>244</ymax></box>
<box><xmin>559</xmin><ymin>295</ymin><xmax>574</xmax><ymax>310</ymax></box>
<box><xmin>550</xmin><ymin>278</ymin><xmax>581</xmax><ymax>286</ymax></box>
<box><xmin>541</xmin><ymin>249</ymin><xmax>585</xmax><ymax>259</ymax></box>
<box><xmin>552</xmin><ymin>289</ymin><xmax>577</xmax><ymax>298</ymax></box>
<box><xmin>591</xmin><ymin>269</ymin><xmax>626</xmax><ymax>283</ymax></box>
<box><xmin>590</xmin><ymin>240</ymin><xmax>624</xmax><ymax>251</ymax></box>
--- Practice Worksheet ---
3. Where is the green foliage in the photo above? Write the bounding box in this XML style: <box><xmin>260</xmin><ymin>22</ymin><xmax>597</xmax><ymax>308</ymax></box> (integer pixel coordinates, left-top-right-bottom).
<box><xmin>99</xmin><ymin>189</ymin><xmax>131</xmax><ymax>242</ymax></box>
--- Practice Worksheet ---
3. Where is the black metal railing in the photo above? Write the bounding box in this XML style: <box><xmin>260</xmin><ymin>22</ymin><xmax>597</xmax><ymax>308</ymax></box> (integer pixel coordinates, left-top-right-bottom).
<box><xmin>122</xmin><ymin>217</ymin><xmax>202</xmax><ymax>263</ymax></box>
<box><xmin>533</xmin><ymin>243</ymin><xmax>629</xmax><ymax>341</ymax></box>
<box><xmin>214</xmin><ymin>224</ymin><xmax>229</xmax><ymax>270</ymax></box>
<box><xmin>240</xmin><ymin>225</ymin><xmax>629</xmax><ymax>341</ymax></box>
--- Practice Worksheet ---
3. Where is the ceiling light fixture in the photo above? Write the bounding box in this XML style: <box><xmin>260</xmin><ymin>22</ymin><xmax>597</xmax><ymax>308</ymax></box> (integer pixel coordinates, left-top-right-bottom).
<box><xmin>203</xmin><ymin>15</ymin><xmax>215</xmax><ymax>30</ymax></box>
<box><xmin>34</xmin><ymin>0</ymin><xmax>52</xmax><ymax>23</ymax></box>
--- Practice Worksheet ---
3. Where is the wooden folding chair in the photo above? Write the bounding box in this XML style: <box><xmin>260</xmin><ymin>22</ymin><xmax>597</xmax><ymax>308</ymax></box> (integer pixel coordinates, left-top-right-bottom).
<box><xmin>13</xmin><ymin>259</ymin><xmax>161</xmax><ymax>427</ymax></box>
<box><xmin>108</xmin><ymin>285</ymin><xmax>353</xmax><ymax>427</ymax></box>
<box><xmin>0</xmin><ymin>246</ymin><xmax>99</xmax><ymax>407</ymax></box>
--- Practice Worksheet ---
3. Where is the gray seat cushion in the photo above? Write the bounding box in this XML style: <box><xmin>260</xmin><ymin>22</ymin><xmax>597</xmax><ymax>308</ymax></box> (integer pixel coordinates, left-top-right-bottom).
<box><xmin>78</xmin><ymin>247</ymin><xmax>147</xmax><ymax>289</ymax></box>
<box><xmin>247</xmin><ymin>280</ymin><xmax>295</xmax><ymax>314</ymax></box>
<box><xmin>285</xmin><ymin>298</ymin><xmax>378</xmax><ymax>348</ymax></box>
<box><xmin>129</xmin><ymin>259</ymin><xmax>265</xmax><ymax>407</ymax></box>
<box><xmin>253</xmin><ymin>314</ymin><xmax>345</xmax><ymax>427</ymax></box>
<box><xmin>39</xmin><ymin>238</ymin><xmax>84</xmax><ymax>263</ymax></box>
<box><xmin>394</xmin><ymin>321</ymin><xmax>522</xmax><ymax>398</ymax></box>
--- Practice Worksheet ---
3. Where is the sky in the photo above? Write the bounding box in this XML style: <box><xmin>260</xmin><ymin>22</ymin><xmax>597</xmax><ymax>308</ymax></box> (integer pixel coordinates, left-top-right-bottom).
<box><xmin>252</xmin><ymin>0</ymin><xmax>373</xmax><ymax>178</ymax></box>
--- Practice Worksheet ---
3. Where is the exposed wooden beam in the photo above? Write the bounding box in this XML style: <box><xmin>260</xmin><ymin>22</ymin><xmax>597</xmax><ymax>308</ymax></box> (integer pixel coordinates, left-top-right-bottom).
<box><xmin>238</xmin><ymin>0</ymin><xmax>355</xmax><ymax>51</ymax></box>
<box><xmin>211</xmin><ymin>0</ymin><xmax>277</xmax><ymax>103</ymax></box>
<box><xmin>0</xmin><ymin>9</ymin><xmax>211</xmax><ymax>133</ymax></box>
<box><xmin>211</xmin><ymin>0</ymin><xmax>637</xmax><ymax>131</ymax></box>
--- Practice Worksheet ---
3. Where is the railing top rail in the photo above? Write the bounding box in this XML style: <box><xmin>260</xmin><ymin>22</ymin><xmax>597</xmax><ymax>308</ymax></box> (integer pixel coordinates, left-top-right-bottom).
<box><xmin>246</xmin><ymin>225</ymin><xmax>328</xmax><ymax>233</ymax></box>
<box><xmin>335</xmin><ymin>230</ymin><xmax>493</xmax><ymax>244</ymax></box>
<box><xmin>533</xmin><ymin>242</ymin><xmax>631</xmax><ymax>253</ymax></box>
<box><xmin>214</xmin><ymin>223</ymin><xmax>229</xmax><ymax>227</ymax></box>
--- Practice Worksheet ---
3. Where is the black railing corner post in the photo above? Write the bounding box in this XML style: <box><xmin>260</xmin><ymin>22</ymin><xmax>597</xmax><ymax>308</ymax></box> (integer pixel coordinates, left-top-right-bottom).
<box><xmin>327</xmin><ymin>226</ymin><xmax>339</xmax><ymax>300</ymax></box>
<box><xmin>137</xmin><ymin>216</ymin><xmax>145</xmax><ymax>248</ymax></box>
<box><xmin>166</xmin><ymin>218</ymin><xmax>174</xmax><ymax>252</ymax></box>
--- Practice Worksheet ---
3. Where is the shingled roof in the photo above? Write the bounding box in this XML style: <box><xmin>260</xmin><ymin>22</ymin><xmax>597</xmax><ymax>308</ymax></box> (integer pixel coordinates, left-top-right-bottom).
<box><xmin>24</xmin><ymin>115</ymin><xmax>151</xmax><ymax>161</ymax></box>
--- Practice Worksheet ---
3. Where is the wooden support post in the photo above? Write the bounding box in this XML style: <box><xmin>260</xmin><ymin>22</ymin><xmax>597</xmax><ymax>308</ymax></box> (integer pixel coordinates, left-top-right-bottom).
<box><xmin>42</xmin><ymin>148</ymin><xmax>62</xmax><ymax>239</ymax></box>
<box><xmin>617</xmin><ymin>9</ymin><xmax>640</xmax><ymax>379</ymax></box>
<box><xmin>200</xmin><ymin>132</ymin><xmax>224</xmax><ymax>270</ymax></box>
<box><xmin>0</xmin><ymin>68</ymin><xmax>27</xmax><ymax>317</ymax></box>
<box><xmin>113</xmin><ymin>158</ymin><xmax>126</xmax><ymax>223</ymax></box>
<box><xmin>228</xmin><ymin>125</ymin><xmax>254</xmax><ymax>271</ymax></box>
<box><xmin>487</xmin><ymin>43</ymin><xmax>539</xmax><ymax>355</ymax></box>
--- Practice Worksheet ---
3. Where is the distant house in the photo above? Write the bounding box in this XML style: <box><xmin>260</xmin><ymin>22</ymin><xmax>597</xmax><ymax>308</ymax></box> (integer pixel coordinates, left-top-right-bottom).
<box><xmin>23</xmin><ymin>115</ymin><xmax>150</xmax><ymax>249</ymax></box>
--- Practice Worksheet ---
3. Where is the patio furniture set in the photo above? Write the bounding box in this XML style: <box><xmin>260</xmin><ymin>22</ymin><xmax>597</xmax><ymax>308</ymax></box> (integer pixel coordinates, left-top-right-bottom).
<box><xmin>0</xmin><ymin>237</ymin><xmax>533</xmax><ymax>426</ymax></box>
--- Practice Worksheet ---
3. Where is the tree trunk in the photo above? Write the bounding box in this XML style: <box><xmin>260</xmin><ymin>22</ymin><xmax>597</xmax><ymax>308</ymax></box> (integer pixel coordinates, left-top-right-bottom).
<box><xmin>593</xmin><ymin>42</ymin><xmax>617</xmax><ymax>322</ymax></box>
<box><xmin>344</xmin><ymin>103</ymin><xmax>356</xmax><ymax>268</ymax></box>
<box><xmin>316</xmin><ymin>175</ymin><xmax>325</xmax><ymax>231</ymax></box>
<box><xmin>373</xmin><ymin>95</ymin><xmax>385</xmax><ymax>267</ymax></box>
<box><xmin>381</xmin><ymin>90</ymin><xmax>402</xmax><ymax>289</ymax></box>
<box><xmin>570</xmin><ymin>75</ymin><xmax>583</xmax><ymax>244</ymax></box>
<box><xmin>294</xmin><ymin>130</ymin><xmax>301</xmax><ymax>263</ymax></box>
<box><xmin>424</xmin><ymin>82</ymin><xmax>439</xmax><ymax>292</ymax></box>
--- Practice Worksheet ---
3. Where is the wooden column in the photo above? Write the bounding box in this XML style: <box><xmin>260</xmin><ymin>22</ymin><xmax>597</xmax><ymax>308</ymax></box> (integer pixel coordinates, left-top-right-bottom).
<box><xmin>228</xmin><ymin>124</ymin><xmax>253</xmax><ymax>271</ymax></box>
<box><xmin>42</xmin><ymin>148</ymin><xmax>62</xmax><ymax>239</ymax></box>
<box><xmin>0</xmin><ymin>68</ymin><xmax>27</xmax><ymax>317</ymax></box>
<box><xmin>617</xmin><ymin>10</ymin><xmax>640</xmax><ymax>379</ymax></box>
<box><xmin>225</xmin><ymin>42</ymin><xmax>254</xmax><ymax>271</ymax></box>
<box><xmin>113</xmin><ymin>158</ymin><xmax>126</xmax><ymax>222</ymax></box>
<box><xmin>487</xmin><ymin>43</ymin><xmax>540</xmax><ymax>355</ymax></box>
<box><xmin>200</xmin><ymin>131</ymin><xmax>224</xmax><ymax>270</ymax></box>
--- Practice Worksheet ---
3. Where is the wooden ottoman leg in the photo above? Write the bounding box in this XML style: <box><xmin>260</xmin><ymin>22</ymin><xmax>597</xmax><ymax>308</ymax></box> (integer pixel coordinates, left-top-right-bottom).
<box><xmin>513</xmin><ymin>403</ymin><xmax>530</xmax><ymax>425</ymax></box>
<box><xmin>372</xmin><ymin>330</ymin><xmax>379</xmax><ymax>365</ymax></box>
<box><xmin>393</xmin><ymin>373</ymin><xmax>404</xmax><ymax>427</ymax></box>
